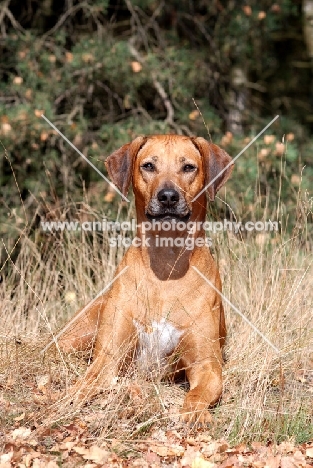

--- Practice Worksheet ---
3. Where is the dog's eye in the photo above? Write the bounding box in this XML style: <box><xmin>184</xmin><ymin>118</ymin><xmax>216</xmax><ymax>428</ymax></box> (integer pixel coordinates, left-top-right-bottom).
<box><xmin>141</xmin><ymin>162</ymin><xmax>155</xmax><ymax>172</ymax></box>
<box><xmin>183</xmin><ymin>164</ymin><xmax>197</xmax><ymax>173</ymax></box>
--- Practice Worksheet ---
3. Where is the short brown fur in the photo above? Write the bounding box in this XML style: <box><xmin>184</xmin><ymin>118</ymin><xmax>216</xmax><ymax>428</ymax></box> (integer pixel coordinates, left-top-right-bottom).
<box><xmin>57</xmin><ymin>134</ymin><xmax>234</xmax><ymax>423</ymax></box>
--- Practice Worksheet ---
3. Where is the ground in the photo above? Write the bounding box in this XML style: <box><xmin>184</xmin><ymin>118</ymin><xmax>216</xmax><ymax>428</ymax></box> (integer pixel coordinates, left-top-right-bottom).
<box><xmin>1</xmin><ymin>206</ymin><xmax>313</xmax><ymax>466</ymax></box>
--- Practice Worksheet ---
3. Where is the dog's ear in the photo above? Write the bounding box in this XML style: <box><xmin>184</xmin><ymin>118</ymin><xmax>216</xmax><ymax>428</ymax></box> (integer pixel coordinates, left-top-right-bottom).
<box><xmin>192</xmin><ymin>137</ymin><xmax>234</xmax><ymax>201</ymax></box>
<box><xmin>105</xmin><ymin>136</ymin><xmax>147</xmax><ymax>196</ymax></box>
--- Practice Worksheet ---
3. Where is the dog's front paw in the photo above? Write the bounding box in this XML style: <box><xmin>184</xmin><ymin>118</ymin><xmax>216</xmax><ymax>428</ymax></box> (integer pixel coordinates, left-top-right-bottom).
<box><xmin>66</xmin><ymin>372</ymin><xmax>118</xmax><ymax>405</ymax></box>
<box><xmin>180</xmin><ymin>393</ymin><xmax>212</xmax><ymax>425</ymax></box>
<box><xmin>66</xmin><ymin>378</ymin><xmax>99</xmax><ymax>405</ymax></box>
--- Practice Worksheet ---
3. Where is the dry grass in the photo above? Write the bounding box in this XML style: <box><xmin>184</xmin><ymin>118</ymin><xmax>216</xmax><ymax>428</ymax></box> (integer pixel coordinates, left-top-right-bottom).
<box><xmin>1</xmin><ymin>192</ymin><xmax>313</xmax><ymax>446</ymax></box>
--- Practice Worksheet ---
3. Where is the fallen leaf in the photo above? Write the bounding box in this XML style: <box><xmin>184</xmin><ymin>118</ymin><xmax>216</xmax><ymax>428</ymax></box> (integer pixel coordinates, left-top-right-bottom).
<box><xmin>73</xmin><ymin>446</ymin><xmax>89</xmax><ymax>455</ymax></box>
<box><xmin>181</xmin><ymin>446</ymin><xmax>202</xmax><ymax>467</ymax></box>
<box><xmin>145</xmin><ymin>451</ymin><xmax>160</xmax><ymax>464</ymax></box>
<box><xmin>58</xmin><ymin>441</ymin><xmax>77</xmax><ymax>451</ymax></box>
<box><xmin>226</xmin><ymin>443</ymin><xmax>247</xmax><ymax>454</ymax></box>
<box><xmin>280</xmin><ymin>457</ymin><xmax>297</xmax><ymax>468</ymax></box>
<box><xmin>28</xmin><ymin>438</ymin><xmax>39</xmax><ymax>447</ymax></box>
<box><xmin>128</xmin><ymin>382</ymin><xmax>143</xmax><ymax>399</ymax></box>
<box><xmin>32</xmin><ymin>394</ymin><xmax>48</xmax><ymax>405</ymax></box>
<box><xmin>202</xmin><ymin>441</ymin><xmax>222</xmax><ymax>457</ymax></box>
<box><xmin>278</xmin><ymin>442</ymin><xmax>296</xmax><ymax>454</ymax></box>
<box><xmin>23</xmin><ymin>451</ymin><xmax>44</xmax><ymax>466</ymax></box>
<box><xmin>149</xmin><ymin>442</ymin><xmax>185</xmax><ymax>457</ymax></box>
<box><xmin>46</xmin><ymin>462</ymin><xmax>59</xmax><ymax>468</ymax></box>
<box><xmin>306</xmin><ymin>447</ymin><xmax>313</xmax><ymax>457</ymax></box>
<box><xmin>252</xmin><ymin>460</ymin><xmax>265</xmax><ymax>468</ymax></box>
<box><xmin>0</xmin><ymin>451</ymin><xmax>13</xmax><ymax>464</ymax></box>
<box><xmin>11</xmin><ymin>427</ymin><xmax>31</xmax><ymax>440</ymax></box>
<box><xmin>36</xmin><ymin>375</ymin><xmax>51</xmax><ymax>393</ymax></box>
<box><xmin>32</xmin><ymin>459</ymin><xmax>48</xmax><ymax>468</ymax></box>
<box><xmin>150</xmin><ymin>428</ymin><xmax>166</xmax><ymax>441</ymax></box>
<box><xmin>14</xmin><ymin>412</ymin><xmax>25</xmax><ymax>421</ymax></box>
<box><xmin>185</xmin><ymin>438</ymin><xmax>198</xmax><ymax>446</ymax></box>
<box><xmin>167</xmin><ymin>445</ymin><xmax>185</xmax><ymax>457</ymax></box>
<box><xmin>293</xmin><ymin>450</ymin><xmax>305</xmax><ymax>458</ymax></box>
<box><xmin>264</xmin><ymin>455</ymin><xmax>281</xmax><ymax>468</ymax></box>
<box><xmin>192</xmin><ymin>456</ymin><xmax>215</xmax><ymax>468</ymax></box>
<box><xmin>219</xmin><ymin>454</ymin><xmax>239</xmax><ymax>468</ymax></box>
<box><xmin>81</xmin><ymin>445</ymin><xmax>109</xmax><ymax>463</ymax></box>
<box><xmin>150</xmin><ymin>445</ymin><xmax>169</xmax><ymax>457</ymax></box>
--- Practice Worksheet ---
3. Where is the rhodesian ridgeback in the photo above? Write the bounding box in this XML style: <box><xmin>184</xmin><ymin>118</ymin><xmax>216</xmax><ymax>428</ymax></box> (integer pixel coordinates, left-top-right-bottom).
<box><xmin>57</xmin><ymin>134</ymin><xmax>234</xmax><ymax>423</ymax></box>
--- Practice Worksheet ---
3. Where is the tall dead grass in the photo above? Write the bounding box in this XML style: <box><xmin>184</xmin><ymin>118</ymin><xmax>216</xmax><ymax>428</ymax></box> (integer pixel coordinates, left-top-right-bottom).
<box><xmin>0</xmin><ymin>184</ymin><xmax>312</xmax><ymax>444</ymax></box>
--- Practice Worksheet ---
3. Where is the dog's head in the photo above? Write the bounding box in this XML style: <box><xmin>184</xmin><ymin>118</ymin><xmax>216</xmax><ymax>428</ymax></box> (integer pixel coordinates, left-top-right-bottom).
<box><xmin>105</xmin><ymin>135</ymin><xmax>233</xmax><ymax>221</ymax></box>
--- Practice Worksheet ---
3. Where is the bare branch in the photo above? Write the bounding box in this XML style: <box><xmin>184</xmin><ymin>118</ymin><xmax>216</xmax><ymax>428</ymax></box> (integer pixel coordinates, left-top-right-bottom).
<box><xmin>41</xmin><ymin>2</ymin><xmax>89</xmax><ymax>40</ymax></box>
<box><xmin>0</xmin><ymin>1</ymin><xmax>26</xmax><ymax>35</ymax></box>
<box><xmin>128</xmin><ymin>38</ymin><xmax>179</xmax><ymax>131</ymax></box>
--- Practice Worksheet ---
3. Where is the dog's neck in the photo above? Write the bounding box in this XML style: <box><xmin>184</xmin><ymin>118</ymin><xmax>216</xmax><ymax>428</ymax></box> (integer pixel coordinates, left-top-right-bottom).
<box><xmin>135</xmin><ymin>205</ymin><xmax>207</xmax><ymax>281</ymax></box>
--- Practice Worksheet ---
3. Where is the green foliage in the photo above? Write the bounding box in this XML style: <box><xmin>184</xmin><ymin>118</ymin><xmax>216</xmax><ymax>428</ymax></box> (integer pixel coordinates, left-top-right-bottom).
<box><xmin>0</xmin><ymin>0</ymin><xmax>312</xmax><ymax>246</ymax></box>
<box><xmin>225</xmin><ymin>406</ymin><xmax>313</xmax><ymax>445</ymax></box>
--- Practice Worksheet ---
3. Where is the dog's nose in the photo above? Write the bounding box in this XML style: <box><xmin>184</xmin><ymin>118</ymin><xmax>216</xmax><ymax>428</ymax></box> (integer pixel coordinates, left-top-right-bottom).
<box><xmin>157</xmin><ymin>188</ymin><xmax>179</xmax><ymax>207</ymax></box>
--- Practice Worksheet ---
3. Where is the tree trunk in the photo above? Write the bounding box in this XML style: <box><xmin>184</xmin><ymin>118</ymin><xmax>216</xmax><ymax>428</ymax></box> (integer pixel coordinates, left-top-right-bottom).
<box><xmin>226</xmin><ymin>66</ymin><xmax>248</xmax><ymax>135</ymax></box>
<box><xmin>303</xmin><ymin>0</ymin><xmax>313</xmax><ymax>58</ymax></box>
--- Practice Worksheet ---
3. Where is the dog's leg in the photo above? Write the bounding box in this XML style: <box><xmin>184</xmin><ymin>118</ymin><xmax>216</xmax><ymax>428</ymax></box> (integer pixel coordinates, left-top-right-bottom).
<box><xmin>67</xmin><ymin>309</ymin><xmax>136</xmax><ymax>403</ymax></box>
<box><xmin>180</xmin><ymin>341</ymin><xmax>223</xmax><ymax>424</ymax></box>
<box><xmin>56</xmin><ymin>298</ymin><xmax>107</xmax><ymax>353</ymax></box>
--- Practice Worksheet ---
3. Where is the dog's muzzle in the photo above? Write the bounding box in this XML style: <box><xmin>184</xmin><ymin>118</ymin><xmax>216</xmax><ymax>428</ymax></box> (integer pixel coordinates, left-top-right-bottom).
<box><xmin>146</xmin><ymin>187</ymin><xmax>191</xmax><ymax>221</ymax></box>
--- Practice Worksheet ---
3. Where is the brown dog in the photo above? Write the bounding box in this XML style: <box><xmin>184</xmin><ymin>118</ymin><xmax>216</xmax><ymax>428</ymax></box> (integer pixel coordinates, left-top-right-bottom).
<box><xmin>57</xmin><ymin>135</ymin><xmax>234</xmax><ymax>423</ymax></box>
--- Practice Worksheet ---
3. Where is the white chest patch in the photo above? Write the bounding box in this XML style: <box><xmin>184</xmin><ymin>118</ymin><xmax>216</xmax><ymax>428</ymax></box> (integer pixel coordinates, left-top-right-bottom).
<box><xmin>133</xmin><ymin>318</ymin><xmax>183</xmax><ymax>375</ymax></box>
